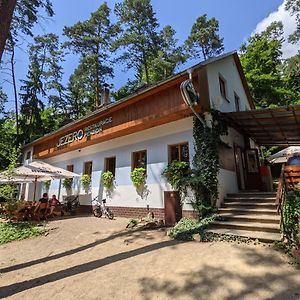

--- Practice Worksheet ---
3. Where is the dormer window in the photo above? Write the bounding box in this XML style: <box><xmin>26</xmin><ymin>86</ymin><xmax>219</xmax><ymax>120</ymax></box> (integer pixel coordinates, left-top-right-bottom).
<box><xmin>219</xmin><ymin>75</ymin><xmax>229</xmax><ymax>102</ymax></box>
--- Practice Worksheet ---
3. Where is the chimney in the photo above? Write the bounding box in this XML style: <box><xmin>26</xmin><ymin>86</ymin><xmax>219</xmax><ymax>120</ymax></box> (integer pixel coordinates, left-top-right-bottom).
<box><xmin>101</xmin><ymin>83</ymin><xmax>110</xmax><ymax>106</ymax></box>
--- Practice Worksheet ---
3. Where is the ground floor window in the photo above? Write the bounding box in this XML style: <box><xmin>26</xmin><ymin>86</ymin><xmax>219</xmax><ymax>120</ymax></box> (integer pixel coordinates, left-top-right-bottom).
<box><xmin>83</xmin><ymin>161</ymin><xmax>93</xmax><ymax>176</ymax></box>
<box><xmin>105</xmin><ymin>157</ymin><xmax>116</xmax><ymax>176</ymax></box>
<box><xmin>169</xmin><ymin>142</ymin><xmax>189</xmax><ymax>163</ymax></box>
<box><xmin>132</xmin><ymin>150</ymin><xmax>147</xmax><ymax>170</ymax></box>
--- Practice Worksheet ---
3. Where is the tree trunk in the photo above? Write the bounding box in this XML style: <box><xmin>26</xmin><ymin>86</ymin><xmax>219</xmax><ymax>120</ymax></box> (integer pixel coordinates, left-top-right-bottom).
<box><xmin>0</xmin><ymin>0</ymin><xmax>17</xmax><ymax>63</ymax></box>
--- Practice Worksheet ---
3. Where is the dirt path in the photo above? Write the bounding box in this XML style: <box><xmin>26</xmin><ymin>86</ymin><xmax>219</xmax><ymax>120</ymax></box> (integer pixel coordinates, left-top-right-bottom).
<box><xmin>0</xmin><ymin>216</ymin><xmax>299</xmax><ymax>300</ymax></box>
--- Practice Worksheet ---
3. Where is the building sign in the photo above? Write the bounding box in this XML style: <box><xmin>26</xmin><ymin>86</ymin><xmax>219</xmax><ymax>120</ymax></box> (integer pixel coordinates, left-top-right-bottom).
<box><xmin>56</xmin><ymin>117</ymin><xmax>112</xmax><ymax>148</ymax></box>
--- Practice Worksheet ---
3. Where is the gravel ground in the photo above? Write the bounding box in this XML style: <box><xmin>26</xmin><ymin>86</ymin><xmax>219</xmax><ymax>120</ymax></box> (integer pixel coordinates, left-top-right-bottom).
<box><xmin>0</xmin><ymin>215</ymin><xmax>299</xmax><ymax>300</ymax></box>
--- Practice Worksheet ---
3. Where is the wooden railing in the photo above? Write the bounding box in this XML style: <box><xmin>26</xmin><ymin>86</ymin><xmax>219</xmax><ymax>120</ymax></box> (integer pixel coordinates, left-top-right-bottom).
<box><xmin>276</xmin><ymin>164</ymin><xmax>285</xmax><ymax>214</ymax></box>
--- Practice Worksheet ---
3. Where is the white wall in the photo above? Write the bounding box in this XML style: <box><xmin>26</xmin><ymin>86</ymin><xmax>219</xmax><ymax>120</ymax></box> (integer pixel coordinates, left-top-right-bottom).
<box><xmin>38</xmin><ymin>118</ymin><xmax>196</xmax><ymax>210</ymax></box>
<box><xmin>206</xmin><ymin>56</ymin><xmax>252</xmax><ymax>113</ymax></box>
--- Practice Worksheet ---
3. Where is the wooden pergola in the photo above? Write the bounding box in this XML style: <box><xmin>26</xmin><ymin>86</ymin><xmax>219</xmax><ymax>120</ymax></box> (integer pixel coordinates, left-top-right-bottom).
<box><xmin>222</xmin><ymin>105</ymin><xmax>300</xmax><ymax>146</ymax></box>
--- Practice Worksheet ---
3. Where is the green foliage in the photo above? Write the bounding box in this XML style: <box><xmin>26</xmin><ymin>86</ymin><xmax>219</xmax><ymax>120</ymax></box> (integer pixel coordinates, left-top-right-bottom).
<box><xmin>282</xmin><ymin>189</ymin><xmax>300</xmax><ymax>247</ymax></box>
<box><xmin>0</xmin><ymin>114</ymin><xmax>17</xmax><ymax>169</ymax></box>
<box><xmin>240</xmin><ymin>21</ymin><xmax>299</xmax><ymax>108</ymax></box>
<box><xmin>0</xmin><ymin>148</ymin><xmax>19</xmax><ymax>205</ymax></box>
<box><xmin>80</xmin><ymin>174</ymin><xmax>91</xmax><ymax>193</ymax></box>
<box><xmin>0</xmin><ymin>221</ymin><xmax>48</xmax><ymax>244</ymax></box>
<box><xmin>131</xmin><ymin>167</ymin><xmax>146</xmax><ymax>188</ymax></box>
<box><xmin>185</xmin><ymin>14</ymin><xmax>224</xmax><ymax>60</ymax></box>
<box><xmin>285</xmin><ymin>0</ymin><xmax>300</xmax><ymax>43</ymax></box>
<box><xmin>162</xmin><ymin>160</ymin><xmax>190</xmax><ymax>198</ymax></box>
<box><xmin>101</xmin><ymin>171</ymin><xmax>114</xmax><ymax>189</ymax></box>
<box><xmin>168</xmin><ymin>215</ymin><xmax>217</xmax><ymax>241</ymax></box>
<box><xmin>43</xmin><ymin>180</ymin><xmax>51</xmax><ymax>191</ymax></box>
<box><xmin>64</xmin><ymin>2</ymin><xmax>117</xmax><ymax>110</ymax></box>
<box><xmin>190</xmin><ymin>112</ymin><xmax>228</xmax><ymax>217</ymax></box>
<box><xmin>127</xmin><ymin>218</ymin><xmax>139</xmax><ymax>226</ymax></box>
<box><xmin>62</xmin><ymin>178</ymin><xmax>73</xmax><ymax>190</ymax></box>
<box><xmin>114</xmin><ymin>0</ymin><xmax>161</xmax><ymax>84</ymax></box>
<box><xmin>19</xmin><ymin>33</ymin><xmax>65</xmax><ymax>144</ymax></box>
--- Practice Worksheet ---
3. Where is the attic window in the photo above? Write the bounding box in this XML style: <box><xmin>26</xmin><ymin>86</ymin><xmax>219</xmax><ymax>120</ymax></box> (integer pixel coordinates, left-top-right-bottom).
<box><xmin>219</xmin><ymin>75</ymin><xmax>229</xmax><ymax>102</ymax></box>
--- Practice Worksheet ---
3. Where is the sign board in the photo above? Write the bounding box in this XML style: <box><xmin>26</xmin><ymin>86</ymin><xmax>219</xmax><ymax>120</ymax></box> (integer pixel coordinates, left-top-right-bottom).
<box><xmin>56</xmin><ymin>117</ymin><xmax>112</xmax><ymax>148</ymax></box>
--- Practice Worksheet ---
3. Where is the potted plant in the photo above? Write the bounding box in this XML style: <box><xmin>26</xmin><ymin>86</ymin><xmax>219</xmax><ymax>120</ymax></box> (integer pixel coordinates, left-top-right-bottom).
<box><xmin>131</xmin><ymin>167</ymin><xmax>149</xmax><ymax>199</ymax></box>
<box><xmin>63</xmin><ymin>178</ymin><xmax>73</xmax><ymax>195</ymax></box>
<box><xmin>43</xmin><ymin>180</ymin><xmax>51</xmax><ymax>193</ymax></box>
<box><xmin>80</xmin><ymin>174</ymin><xmax>91</xmax><ymax>194</ymax></box>
<box><xmin>131</xmin><ymin>167</ymin><xmax>146</xmax><ymax>188</ymax></box>
<box><xmin>101</xmin><ymin>171</ymin><xmax>114</xmax><ymax>190</ymax></box>
<box><xmin>162</xmin><ymin>160</ymin><xmax>190</xmax><ymax>201</ymax></box>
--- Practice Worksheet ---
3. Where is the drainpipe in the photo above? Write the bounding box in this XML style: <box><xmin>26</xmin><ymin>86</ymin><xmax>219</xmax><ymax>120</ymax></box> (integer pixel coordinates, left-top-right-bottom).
<box><xmin>180</xmin><ymin>69</ymin><xmax>206</xmax><ymax>126</ymax></box>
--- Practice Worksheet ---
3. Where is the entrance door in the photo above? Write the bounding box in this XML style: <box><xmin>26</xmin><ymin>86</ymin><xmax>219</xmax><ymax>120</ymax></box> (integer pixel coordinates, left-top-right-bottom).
<box><xmin>244</xmin><ymin>149</ymin><xmax>261</xmax><ymax>190</ymax></box>
<box><xmin>164</xmin><ymin>191</ymin><xmax>182</xmax><ymax>226</ymax></box>
<box><xmin>234</xmin><ymin>145</ymin><xmax>245</xmax><ymax>190</ymax></box>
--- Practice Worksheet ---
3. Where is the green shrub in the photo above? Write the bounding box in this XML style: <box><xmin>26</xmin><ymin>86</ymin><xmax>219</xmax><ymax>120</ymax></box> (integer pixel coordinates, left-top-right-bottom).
<box><xmin>80</xmin><ymin>174</ymin><xmax>91</xmax><ymax>193</ymax></box>
<box><xmin>62</xmin><ymin>178</ymin><xmax>73</xmax><ymax>190</ymax></box>
<box><xmin>162</xmin><ymin>160</ymin><xmax>190</xmax><ymax>196</ymax></box>
<box><xmin>168</xmin><ymin>215</ymin><xmax>217</xmax><ymax>241</ymax></box>
<box><xmin>101</xmin><ymin>171</ymin><xmax>114</xmax><ymax>189</ymax></box>
<box><xmin>282</xmin><ymin>190</ymin><xmax>300</xmax><ymax>247</ymax></box>
<box><xmin>131</xmin><ymin>167</ymin><xmax>146</xmax><ymax>188</ymax></box>
<box><xmin>0</xmin><ymin>222</ymin><xmax>48</xmax><ymax>244</ymax></box>
<box><xmin>43</xmin><ymin>180</ymin><xmax>51</xmax><ymax>191</ymax></box>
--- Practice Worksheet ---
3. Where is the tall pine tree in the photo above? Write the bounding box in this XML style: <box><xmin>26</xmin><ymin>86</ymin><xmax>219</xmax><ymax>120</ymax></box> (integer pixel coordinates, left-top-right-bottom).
<box><xmin>185</xmin><ymin>14</ymin><xmax>224</xmax><ymax>61</ymax></box>
<box><xmin>64</xmin><ymin>2</ymin><xmax>117</xmax><ymax>110</ymax></box>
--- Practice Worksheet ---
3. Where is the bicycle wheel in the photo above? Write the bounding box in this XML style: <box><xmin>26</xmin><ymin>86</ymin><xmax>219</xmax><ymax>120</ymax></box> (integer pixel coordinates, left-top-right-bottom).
<box><xmin>93</xmin><ymin>208</ymin><xmax>102</xmax><ymax>218</ymax></box>
<box><xmin>106</xmin><ymin>208</ymin><xmax>114</xmax><ymax>220</ymax></box>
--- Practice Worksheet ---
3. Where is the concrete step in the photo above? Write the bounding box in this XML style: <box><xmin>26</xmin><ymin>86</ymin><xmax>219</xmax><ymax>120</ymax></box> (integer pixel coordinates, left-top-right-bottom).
<box><xmin>227</xmin><ymin>192</ymin><xmax>276</xmax><ymax>198</ymax></box>
<box><xmin>218</xmin><ymin>213</ymin><xmax>280</xmax><ymax>224</ymax></box>
<box><xmin>224</xmin><ymin>202</ymin><xmax>277</xmax><ymax>209</ymax></box>
<box><xmin>218</xmin><ymin>207</ymin><xmax>278</xmax><ymax>215</ymax></box>
<box><xmin>224</xmin><ymin>197</ymin><xmax>276</xmax><ymax>203</ymax></box>
<box><xmin>210</xmin><ymin>220</ymin><xmax>280</xmax><ymax>233</ymax></box>
<box><xmin>205</xmin><ymin>228</ymin><xmax>282</xmax><ymax>243</ymax></box>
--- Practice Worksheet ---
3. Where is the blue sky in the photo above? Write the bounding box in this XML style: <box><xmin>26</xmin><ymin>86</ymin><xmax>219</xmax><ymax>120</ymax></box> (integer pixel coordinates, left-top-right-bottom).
<box><xmin>1</xmin><ymin>0</ymin><xmax>296</xmax><ymax>111</ymax></box>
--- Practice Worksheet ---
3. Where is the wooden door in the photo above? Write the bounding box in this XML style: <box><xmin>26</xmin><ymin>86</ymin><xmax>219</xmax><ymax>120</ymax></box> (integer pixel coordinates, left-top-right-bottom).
<box><xmin>164</xmin><ymin>191</ymin><xmax>182</xmax><ymax>226</ymax></box>
<box><xmin>234</xmin><ymin>145</ymin><xmax>245</xmax><ymax>190</ymax></box>
<box><xmin>244</xmin><ymin>149</ymin><xmax>261</xmax><ymax>190</ymax></box>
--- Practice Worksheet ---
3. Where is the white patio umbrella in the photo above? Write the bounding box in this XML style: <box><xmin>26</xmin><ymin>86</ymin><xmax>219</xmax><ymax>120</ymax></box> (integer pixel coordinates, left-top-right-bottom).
<box><xmin>268</xmin><ymin>146</ymin><xmax>300</xmax><ymax>164</ymax></box>
<box><xmin>0</xmin><ymin>161</ymin><xmax>80</xmax><ymax>200</ymax></box>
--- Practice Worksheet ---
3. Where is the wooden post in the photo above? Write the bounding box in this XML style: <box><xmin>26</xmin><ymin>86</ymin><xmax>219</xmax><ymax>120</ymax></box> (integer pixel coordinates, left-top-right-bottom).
<box><xmin>33</xmin><ymin>177</ymin><xmax>37</xmax><ymax>201</ymax></box>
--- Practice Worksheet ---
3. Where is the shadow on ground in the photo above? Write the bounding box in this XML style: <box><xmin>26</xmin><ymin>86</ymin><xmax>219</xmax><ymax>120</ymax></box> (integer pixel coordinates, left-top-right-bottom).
<box><xmin>0</xmin><ymin>224</ymin><xmax>158</xmax><ymax>274</ymax></box>
<box><xmin>139</xmin><ymin>245</ymin><xmax>300</xmax><ymax>300</ymax></box>
<box><xmin>0</xmin><ymin>239</ymin><xmax>180</xmax><ymax>298</ymax></box>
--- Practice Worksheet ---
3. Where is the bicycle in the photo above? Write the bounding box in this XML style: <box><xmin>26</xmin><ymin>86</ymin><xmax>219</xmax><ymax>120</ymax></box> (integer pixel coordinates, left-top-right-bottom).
<box><xmin>91</xmin><ymin>196</ymin><xmax>114</xmax><ymax>220</ymax></box>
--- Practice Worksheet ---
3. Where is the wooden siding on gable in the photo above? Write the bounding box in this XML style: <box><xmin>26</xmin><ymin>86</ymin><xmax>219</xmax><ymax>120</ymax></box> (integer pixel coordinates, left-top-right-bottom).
<box><xmin>33</xmin><ymin>72</ymin><xmax>208</xmax><ymax>159</ymax></box>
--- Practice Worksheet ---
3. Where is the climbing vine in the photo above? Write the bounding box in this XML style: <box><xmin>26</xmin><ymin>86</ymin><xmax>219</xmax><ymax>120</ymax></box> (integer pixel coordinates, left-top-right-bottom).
<box><xmin>282</xmin><ymin>189</ymin><xmax>300</xmax><ymax>248</ymax></box>
<box><xmin>190</xmin><ymin>111</ymin><xmax>228</xmax><ymax>217</ymax></box>
<box><xmin>163</xmin><ymin>110</ymin><xmax>228</xmax><ymax>218</ymax></box>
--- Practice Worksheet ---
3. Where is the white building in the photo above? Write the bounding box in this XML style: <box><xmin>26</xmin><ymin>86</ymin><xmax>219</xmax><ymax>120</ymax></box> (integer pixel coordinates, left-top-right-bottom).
<box><xmin>22</xmin><ymin>51</ymin><xmax>258</xmax><ymax>224</ymax></box>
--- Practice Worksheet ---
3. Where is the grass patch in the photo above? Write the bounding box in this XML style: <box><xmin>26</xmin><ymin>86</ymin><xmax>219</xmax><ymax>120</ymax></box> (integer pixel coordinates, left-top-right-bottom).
<box><xmin>168</xmin><ymin>215</ymin><xmax>217</xmax><ymax>241</ymax></box>
<box><xmin>0</xmin><ymin>221</ymin><xmax>48</xmax><ymax>245</ymax></box>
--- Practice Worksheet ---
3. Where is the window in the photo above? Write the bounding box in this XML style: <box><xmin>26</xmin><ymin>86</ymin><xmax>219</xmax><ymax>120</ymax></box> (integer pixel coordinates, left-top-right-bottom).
<box><xmin>169</xmin><ymin>142</ymin><xmax>189</xmax><ymax>163</ymax></box>
<box><xmin>132</xmin><ymin>150</ymin><xmax>147</xmax><ymax>170</ymax></box>
<box><xmin>83</xmin><ymin>161</ymin><xmax>93</xmax><ymax>176</ymax></box>
<box><xmin>26</xmin><ymin>151</ymin><xmax>31</xmax><ymax>160</ymax></box>
<box><xmin>219</xmin><ymin>75</ymin><xmax>228</xmax><ymax>101</ymax></box>
<box><xmin>234</xmin><ymin>93</ymin><xmax>240</xmax><ymax>112</ymax></box>
<box><xmin>105</xmin><ymin>157</ymin><xmax>116</xmax><ymax>176</ymax></box>
<box><xmin>67</xmin><ymin>165</ymin><xmax>74</xmax><ymax>172</ymax></box>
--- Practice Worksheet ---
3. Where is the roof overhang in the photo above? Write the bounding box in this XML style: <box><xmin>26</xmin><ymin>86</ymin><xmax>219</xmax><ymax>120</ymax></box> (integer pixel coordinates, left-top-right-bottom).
<box><xmin>222</xmin><ymin>105</ymin><xmax>300</xmax><ymax>146</ymax></box>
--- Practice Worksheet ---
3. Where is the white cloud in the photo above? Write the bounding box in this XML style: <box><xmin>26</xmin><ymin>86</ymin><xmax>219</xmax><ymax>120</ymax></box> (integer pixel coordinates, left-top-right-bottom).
<box><xmin>253</xmin><ymin>0</ymin><xmax>299</xmax><ymax>58</ymax></box>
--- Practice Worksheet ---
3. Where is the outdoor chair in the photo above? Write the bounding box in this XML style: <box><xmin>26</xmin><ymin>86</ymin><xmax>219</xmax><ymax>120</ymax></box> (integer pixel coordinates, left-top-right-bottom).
<box><xmin>34</xmin><ymin>202</ymin><xmax>49</xmax><ymax>221</ymax></box>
